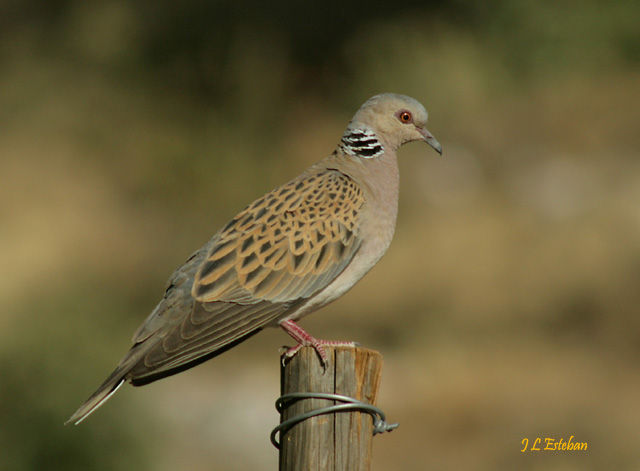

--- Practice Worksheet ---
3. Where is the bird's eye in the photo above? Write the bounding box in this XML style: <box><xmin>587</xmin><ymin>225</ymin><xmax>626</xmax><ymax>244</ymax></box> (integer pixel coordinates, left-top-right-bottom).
<box><xmin>398</xmin><ymin>111</ymin><xmax>413</xmax><ymax>124</ymax></box>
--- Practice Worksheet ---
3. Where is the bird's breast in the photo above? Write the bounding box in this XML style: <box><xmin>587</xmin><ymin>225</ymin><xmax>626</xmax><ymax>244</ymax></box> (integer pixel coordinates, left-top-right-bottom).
<box><xmin>281</xmin><ymin>155</ymin><xmax>400</xmax><ymax>322</ymax></box>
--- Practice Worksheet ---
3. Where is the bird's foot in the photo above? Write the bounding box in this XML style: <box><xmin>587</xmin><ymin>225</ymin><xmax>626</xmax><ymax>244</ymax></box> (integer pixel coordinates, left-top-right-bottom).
<box><xmin>279</xmin><ymin>319</ymin><xmax>358</xmax><ymax>367</ymax></box>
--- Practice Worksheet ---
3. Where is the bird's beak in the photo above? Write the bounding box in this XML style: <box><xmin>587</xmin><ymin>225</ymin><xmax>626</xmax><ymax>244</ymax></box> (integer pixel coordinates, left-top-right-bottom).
<box><xmin>418</xmin><ymin>127</ymin><xmax>443</xmax><ymax>155</ymax></box>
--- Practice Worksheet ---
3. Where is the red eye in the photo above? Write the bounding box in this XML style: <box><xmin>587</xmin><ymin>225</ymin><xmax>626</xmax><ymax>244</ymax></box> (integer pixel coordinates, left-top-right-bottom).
<box><xmin>398</xmin><ymin>111</ymin><xmax>412</xmax><ymax>124</ymax></box>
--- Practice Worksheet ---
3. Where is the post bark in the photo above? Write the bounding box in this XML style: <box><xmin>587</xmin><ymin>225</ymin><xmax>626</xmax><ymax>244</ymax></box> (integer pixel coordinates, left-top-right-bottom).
<box><xmin>278</xmin><ymin>346</ymin><xmax>384</xmax><ymax>471</ymax></box>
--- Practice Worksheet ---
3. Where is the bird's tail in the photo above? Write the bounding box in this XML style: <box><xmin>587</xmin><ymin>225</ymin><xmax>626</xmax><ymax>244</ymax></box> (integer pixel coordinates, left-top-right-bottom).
<box><xmin>65</xmin><ymin>366</ymin><xmax>127</xmax><ymax>425</ymax></box>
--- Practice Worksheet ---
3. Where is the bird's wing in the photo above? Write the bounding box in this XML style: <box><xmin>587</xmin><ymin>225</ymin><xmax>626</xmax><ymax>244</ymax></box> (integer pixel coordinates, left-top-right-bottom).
<box><xmin>126</xmin><ymin>169</ymin><xmax>365</xmax><ymax>383</ymax></box>
<box><xmin>194</xmin><ymin>168</ymin><xmax>365</xmax><ymax>303</ymax></box>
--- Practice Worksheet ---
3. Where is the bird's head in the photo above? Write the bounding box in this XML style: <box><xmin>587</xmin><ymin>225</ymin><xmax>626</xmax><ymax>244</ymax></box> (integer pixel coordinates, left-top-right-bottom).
<box><xmin>350</xmin><ymin>93</ymin><xmax>442</xmax><ymax>155</ymax></box>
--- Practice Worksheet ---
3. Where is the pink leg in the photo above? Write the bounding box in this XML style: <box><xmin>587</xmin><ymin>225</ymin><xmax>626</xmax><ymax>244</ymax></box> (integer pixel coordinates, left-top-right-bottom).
<box><xmin>279</xmin><ymin>319</ymin><xmax>358</xmax><ymax>366</ymax></box>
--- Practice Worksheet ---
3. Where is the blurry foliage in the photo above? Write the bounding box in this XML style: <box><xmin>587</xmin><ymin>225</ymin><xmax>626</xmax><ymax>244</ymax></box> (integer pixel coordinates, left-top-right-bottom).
<box><xmin>1</xmin><ymin>0</ymin><xmax>640</xmax><ymax>470</ymax></box>
<box><xmin>452</xmin><ymin>0</ymin><xmax>640</xmax><ymax>77</ymax></box>
<box><xmin>0</xmin><ymin>278</ymin><xmax>152</xmax><ymax>471</ymax></box>
<box><xmin>2</xmin><ymin>0</ymin><xmax>638</xmax><ymax>101</ymax></box>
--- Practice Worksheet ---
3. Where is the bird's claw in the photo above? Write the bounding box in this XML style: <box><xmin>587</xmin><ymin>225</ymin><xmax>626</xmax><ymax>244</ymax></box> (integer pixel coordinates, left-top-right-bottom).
<box><xmin>279</xmin><ymin>319</ymin><xmax>358</xmax><ymax>369</ymax></box>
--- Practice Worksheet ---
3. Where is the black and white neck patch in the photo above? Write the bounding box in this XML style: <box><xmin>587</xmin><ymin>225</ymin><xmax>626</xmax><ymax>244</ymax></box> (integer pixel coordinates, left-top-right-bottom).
<box><xmin>339</xmin><ymin>128</ymin><xmax>384</xmax><ymax>158</ymax></box>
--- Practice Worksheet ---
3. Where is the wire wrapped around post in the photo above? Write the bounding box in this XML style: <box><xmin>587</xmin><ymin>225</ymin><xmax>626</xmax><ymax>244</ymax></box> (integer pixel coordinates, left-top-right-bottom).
<box><xmin>271</xmin><ymin>392</ymin><xmax>398</xmax><ymax>448</ymax></box>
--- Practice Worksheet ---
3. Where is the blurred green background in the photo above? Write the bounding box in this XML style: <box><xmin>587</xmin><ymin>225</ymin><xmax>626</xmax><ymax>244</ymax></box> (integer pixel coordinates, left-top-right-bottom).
<box><xmin>2</xmin><ymin>0</ymin><xmax>639</xmax><ymax>469</ymax></box>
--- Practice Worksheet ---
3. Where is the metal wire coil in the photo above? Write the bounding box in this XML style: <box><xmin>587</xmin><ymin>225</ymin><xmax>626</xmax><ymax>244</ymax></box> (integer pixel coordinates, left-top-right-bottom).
<box><xmin>270</xmin><ymin>392</ymin><xmax>399</xmax><ymax>448</ymax></box>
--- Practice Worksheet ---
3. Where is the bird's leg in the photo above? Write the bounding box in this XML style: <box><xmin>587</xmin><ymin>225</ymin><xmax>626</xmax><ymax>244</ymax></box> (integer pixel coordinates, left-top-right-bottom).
<box><xmin>279</xmin><ymin>319</ymin><xmax>358</xmax><ymax>367</ymax></box>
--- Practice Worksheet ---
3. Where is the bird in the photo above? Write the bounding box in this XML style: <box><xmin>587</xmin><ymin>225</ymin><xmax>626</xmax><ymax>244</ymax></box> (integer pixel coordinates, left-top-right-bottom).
<box><xmin>67</xmin><ymin>93</ymin><xmax>442</xmax><ymax>425</ymax></box>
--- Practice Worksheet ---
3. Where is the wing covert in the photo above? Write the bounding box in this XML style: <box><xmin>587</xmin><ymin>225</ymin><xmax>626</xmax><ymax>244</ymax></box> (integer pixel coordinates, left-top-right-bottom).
<box><xmin>193</xmin><ymin>169</ymin><xmax>365</xmax><ymax>305</ymax></box>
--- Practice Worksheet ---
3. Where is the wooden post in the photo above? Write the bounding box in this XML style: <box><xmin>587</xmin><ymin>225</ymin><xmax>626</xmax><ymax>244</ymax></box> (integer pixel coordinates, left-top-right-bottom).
<box><xmin>278</xmin><ymin>346</ymin><xmax>383</xmax><ymax>471</ymax></box>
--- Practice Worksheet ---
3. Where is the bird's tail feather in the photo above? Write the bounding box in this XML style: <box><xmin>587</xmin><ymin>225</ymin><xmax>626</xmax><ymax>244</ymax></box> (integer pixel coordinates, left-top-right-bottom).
<box><xmin>65</xmin><ymin>367</ymin><xmax>126</xmax><ymax>425</ymax></box>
